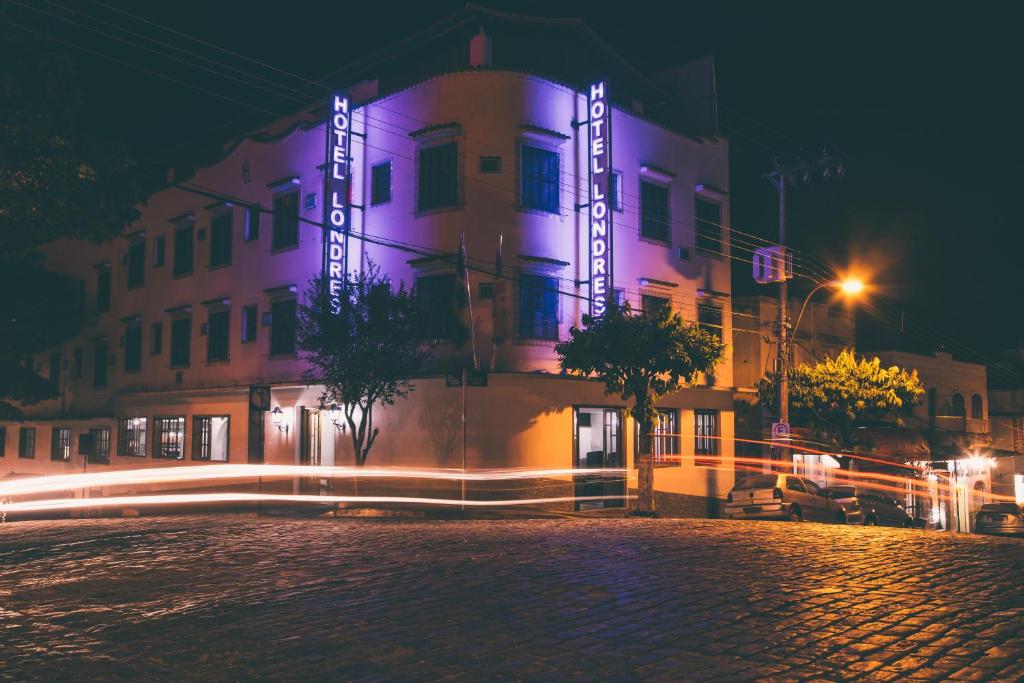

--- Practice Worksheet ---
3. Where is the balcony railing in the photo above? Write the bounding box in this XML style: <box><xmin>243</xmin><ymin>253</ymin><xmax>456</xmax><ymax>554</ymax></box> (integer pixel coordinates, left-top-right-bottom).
<box><xmin>931</xmin><ymin>415</ymin><xmax>990</xmax><ymax>434</ymax></box>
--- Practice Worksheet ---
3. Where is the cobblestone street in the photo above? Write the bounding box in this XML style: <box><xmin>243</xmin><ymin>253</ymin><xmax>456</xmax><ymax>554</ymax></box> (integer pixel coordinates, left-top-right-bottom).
<box><xmin>1</xmin><ymin>515</ymin><xmax>1023</xmax><ymax>681</ymax></box>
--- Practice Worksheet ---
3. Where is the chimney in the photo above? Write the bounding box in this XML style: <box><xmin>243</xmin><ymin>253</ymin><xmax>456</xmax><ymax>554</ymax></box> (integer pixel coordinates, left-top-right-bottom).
<box><xmin>469</xmin><ymin>28</ymin><xmax>492</xmax><ymax>68</ymax></box>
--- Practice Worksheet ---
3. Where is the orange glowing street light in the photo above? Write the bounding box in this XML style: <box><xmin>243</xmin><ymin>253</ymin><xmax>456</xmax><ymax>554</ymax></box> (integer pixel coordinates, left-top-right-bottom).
<box><xmin>791</xmin><ymin>277</ymin><xmax>867</xmax><ymax>341</ymax></box>
<box><xmin>840</xmin><ymin>278</ymin><xmax>864</xmax><ymax>295</ymax></box>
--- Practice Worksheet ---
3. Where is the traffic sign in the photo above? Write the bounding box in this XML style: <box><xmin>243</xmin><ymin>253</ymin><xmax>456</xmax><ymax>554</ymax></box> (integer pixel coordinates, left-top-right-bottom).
<box><xmin>771</xmin><ymin>421</ymin><xmax>791</xmax><ymax>442</ymax></box>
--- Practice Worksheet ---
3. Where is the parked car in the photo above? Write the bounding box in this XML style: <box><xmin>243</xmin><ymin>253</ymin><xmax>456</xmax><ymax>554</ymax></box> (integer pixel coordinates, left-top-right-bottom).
<box><xmin>854</xmin><ymin>491</ymin><xmax>915</xmax><ymax>528</ymax></box>
<box><xmin>974</xmin><ymin>502</ymin><xmax>1024</xmax><ymax>537</ymax></box>
<box><xmin>725</xmin><ymin>474</ymin><xmax>860</xmax><ymax>524</ymax></box>
<box><xmin>820</xmin><ymin>485</ymin><xmax>866</xmax><ymax>525</ymax></box>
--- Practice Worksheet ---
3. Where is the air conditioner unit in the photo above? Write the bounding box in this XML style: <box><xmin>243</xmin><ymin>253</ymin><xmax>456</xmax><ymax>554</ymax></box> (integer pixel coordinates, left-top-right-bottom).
<box><xmin>753</xmin><ymin>246</ymin><xmax>793</xmax><ymax>284</ymax></box>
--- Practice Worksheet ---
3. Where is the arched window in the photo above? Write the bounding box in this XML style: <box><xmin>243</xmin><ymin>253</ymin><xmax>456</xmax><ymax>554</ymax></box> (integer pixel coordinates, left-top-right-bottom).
<box><xmin>971</xmin><ymin>393</ymin><xmax>983</xmax><ymax>419</ymax></box>
<box><xmin>951</xmin><ymin>393</ymin><xmax>965</xmax><ymax>417</ymax></box>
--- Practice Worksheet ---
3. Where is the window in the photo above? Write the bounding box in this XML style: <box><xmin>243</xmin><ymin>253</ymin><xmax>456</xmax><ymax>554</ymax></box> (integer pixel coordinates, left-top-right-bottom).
<box><xmin>785</xmin><ymin>476</ymin><xmax>805</xmax><ymax>493</ymax></box>
<box><xmin>207</xmin><ymin>309</ymin><xmax>230</xmax><ymax>362</ymax></box>
<box><xmin>74</xmin><ymin>279</ymin><xmax>85</xmax><ymax>310</ymax></box>
<box><xmin>610</xmin><ymin>171</ymin><xmax>623</xmax><ymax>211</ymax></box>
<box><xmin>127</xmin><ymin>239</ymin><xmax>145</xmax><ymax>288</ymax></box>
<box><xmin>93</xmin><ymin>342</ymin><xmax>108</xmax><ymax>389</ymax></box>
<box><xmin>641</xmin><ymin>294</ymin><xmax>670</xmax><ymax>314</ymax></box>
<box><xmin>244</xmin><ymin>206</ymin><xmax>260</xmax><ymax>241</ymax></box>
<box><xmin>971</xmin><ymin>393</ymin><xmax>984</xmax><ymax>419</ymax></box>
<box><xmin>242</xmin><ymin>305</ymin><xmax>258</xmax><ymax>343</ymax></box>
<box><xmin>804</xmin><ymin>478</ymin><xmax>822</xmax><ymax>497</ymax></box>
<box><xmin>18</xmin><ymin>427</ymin><xmax>36</xmax><ymax>458</ymax></box>
<box><xmin>51</xmin><ymin>427</ymin><xmax>71</xmax><ymax>461</ymax></box>
<box><xmin>153</xmin><ymin>235</ymin><xmax>166</xmax><ymax>267</ymax></box>
<box><xmin>640</xmin><ymin>180</ymin><xmax>670</xmax><ymax>241</ymax></box>
<box><xmin>695</xmin><ymin>197</ymin><xmax>722</xmax><ymax>255</ymax></box>
<box><xmin>272</xmin><ymin>192</ymin><xmax>299</xmax><ymax>251</ymax></box>
<box><xmin>951</xmin><ymin>393</ymin><xmax>965</xmax><ymax>417</ymax></box>
<box><xmin>96</xmin><ymin>268</ymin><xmax>112</xmax><ymax>312</ymax></box>
<box><xmin>49</xmin><ymin>351</ymin><xmax>61</xmax><ymax>385</ymax></box>
<box><xmin>124</xmin><ymin>324</ymin><xmax>142</xmax><ymax>373</ymax></box>
<box><xmin>518</xmin><ymin>273</ymin><xmax>559</xmax><ymax>340</ymax></box>
<box><xmin>88</xmin><ymin>427</ymin><xmax>111</xmax><ymax>465</ymax></box>
<box><xmin>170</xmin><ymin>316</ymin><xmax>191</xmax><ymax>367</ymax></box>
<box><xmin>210</xmin><ymin>212</ymin><xmax>233</xmax><ymax>268</ymax></box>
<box><xmin>479</xmin><ymin>156</ymin><xmax>502</xmax><ymax>173</ymax></box>
<box><xmin>698</xmin><ymin>302</ymin><xmax>724</xmax><ymax>341</ymax></box>
<box><xmin>173</xmin><ymin>225</ymin><xmax>194</xmax><ymax>276</ymax></box>
<box><xmin>417</xmin><ymin>142</ymin><xmax>458</xmax><ymax>212</ymax></box>
<box><xmin>694</xmin><ymin>409</ymin><xmax>720</xmax><ymax>467</ymax></box>
<box><xmin>193</xmin><ymin>416</ymin><xmax>229</xmax><ymax>462</ymax></box>
<box><xmin>520</xmin><ymin>145</ymin><xmax>559</xmax><ymax>213</ymax></box>
<box><xmin>0</xmin><ymin>427</ymin><xmax>5</xmax><ymax>457</ymax></box>
<box><xmin>73</xmin><ymin>346</ymin><xmax>83</xmax><ymax>378</ymax></box>
<box><xmin>153</xmin><ymin>417</ymin><xmax>185</xmax><ymax>459</ymax></box>
<box><xmin>636</xmin><ymin>409</ymin><xmax>679</xmax><ymax>466</ymax></box>
<box><xmin>269</xmin><ymin>299</ymin><xmax>297</xmax><ymax>356</ymax></box>
<box><xmin>150</xmin><ymin>322</ymin><xmax>163</xmax><ymax>355</ymax></box>
<box><xmin>118</xmin><ymin>417</ymin><xmax>147</xmax><ymax>457</ymax></box>
<box><xmin>371</xmin><ymin>161</ymin><xmax>392</xmax><ymax>205</ymax></box>
<box><xmin>416</xmin><ymin>274</ymin><xmax>457</xmax><ymax>340</ymax></box>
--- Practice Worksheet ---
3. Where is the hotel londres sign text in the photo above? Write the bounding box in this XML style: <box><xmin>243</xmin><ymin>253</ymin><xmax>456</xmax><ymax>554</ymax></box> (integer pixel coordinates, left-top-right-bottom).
<box><xmin>588</xmin><ymin>81</ymin><xmax>612</xmax><ymax>316</ymax></box>
<box><xmin>323</xmin><ymin>93</ymin><xmax>352</xmax><ymax>314</ymax></box>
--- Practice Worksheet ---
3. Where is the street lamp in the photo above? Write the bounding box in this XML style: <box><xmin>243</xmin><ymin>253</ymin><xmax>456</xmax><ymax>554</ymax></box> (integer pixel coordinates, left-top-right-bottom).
<box><xmin>791</xmin><ymin>278</ymin><xmax>865</xmax><ymax>339</ymax></box>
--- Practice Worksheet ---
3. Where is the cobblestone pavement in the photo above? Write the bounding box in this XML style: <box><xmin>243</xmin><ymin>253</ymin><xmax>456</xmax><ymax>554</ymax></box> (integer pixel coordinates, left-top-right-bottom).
<box><xmin>1</xmin><ymin>516</ymin><xmax>1024</xmax><ymax>681</ymax></box>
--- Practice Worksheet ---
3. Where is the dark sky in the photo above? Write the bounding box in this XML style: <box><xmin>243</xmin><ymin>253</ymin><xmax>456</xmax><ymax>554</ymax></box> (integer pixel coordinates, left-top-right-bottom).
<box><xmin>5</xmin><ymin>1</ymin><xmax>1020</xmax><ymax>361</ymax></box>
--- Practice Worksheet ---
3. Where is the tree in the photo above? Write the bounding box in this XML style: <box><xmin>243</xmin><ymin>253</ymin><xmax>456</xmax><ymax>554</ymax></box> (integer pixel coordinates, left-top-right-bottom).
<box><xmin>297</xmin><ymin>264</ymin><xmax>433</xmax><ymax>466</ymax></box>
<box><xmin>0</xmin><ymin>35</ymin><xmax>143</xmax><ymax>418</ymax></box>
<box><xmin>757</xmin><ymin>349</ymin><xmax>925</xmax><ymax>459</ymax></box>
<box><xmin>556</xmin><ymin>303</ymin><xmax>727</xmax><ymax>515</ymax></box>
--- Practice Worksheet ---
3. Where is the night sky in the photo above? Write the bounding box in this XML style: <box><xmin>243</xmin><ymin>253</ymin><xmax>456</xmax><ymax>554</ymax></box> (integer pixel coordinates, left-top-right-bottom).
<box><xmin>5</xmin><ymin>1</ymin><xmax>1020</xmax><ymax>362</ymax></box>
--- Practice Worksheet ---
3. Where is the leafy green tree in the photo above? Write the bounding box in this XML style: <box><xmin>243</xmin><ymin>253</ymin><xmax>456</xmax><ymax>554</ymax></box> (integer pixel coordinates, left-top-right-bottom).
<box><xmin>297</xmin><ymin>264</ymin><xmax>433</xmax><ymax>466</ymax></box>
<box><xmin>1</xmin><ymin>35</ymin><xmax>143</xmax><ymax>418</ymax></box>
<box><xmin>556</xmin><ymin>303</ymin><xmax>727</xmax><ymax>515</ymax></box>
<box><xmin>757</xmin><ymin>349</ymin><xmax>925</xmax><ymax>459</ymax></box>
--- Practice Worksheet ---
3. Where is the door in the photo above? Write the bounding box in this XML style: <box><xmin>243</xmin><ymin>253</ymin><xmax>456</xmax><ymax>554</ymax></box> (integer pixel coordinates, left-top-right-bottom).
<box><xmin>784</xmin><ymin>475</ymin><xmax>811</xmax><ymax>518</ymax></box>
<box><xmin>573</xmin><ymin>407</ymin><xmax>625</xmax><ymax>509</ymax></box>
<box><xmin>801</xmin><ymin>478</ymin><xmax>832</xmax><ymax>521</ymax></box>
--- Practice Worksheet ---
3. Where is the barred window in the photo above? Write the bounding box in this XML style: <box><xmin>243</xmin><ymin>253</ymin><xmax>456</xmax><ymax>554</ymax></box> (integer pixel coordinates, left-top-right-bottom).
<box><xmin>118</xmin><ymin>417</ymin><xmax>148</xmax><ymax>457</ymax></box>
<box><xmin>154</xmin><ymin>417</ymin><xmax>185</xmax><ymax>460</ymax></box>
<box><xmin>193</xmin><ymin>416</ymin><xmax>229</xmax><ymax>462</ymax></box>
<box><xmin>51</xmin><ymin>426</ymin><xmax>72</xmax><ymax>462</ymax></box>
<box><xmin>640</xmin><ymin>180</ymin><xmax>670</xmax><ymax>242</ymax></box>
<box><xmin>517</xmin><ymin>273</ymin><xmax>559</xmax><ymax>340</ymax></box>
<box><xmin>417</xmin><ymin>142</ymin><xmax>458</xmax><ymax>212</ymax></box>
<box><xmin>88</xmin><ymin>427</ymin><xmax>111</xmax><ymax>465</ymax></box>
<box><xmin>19</xmin><ymin>427</ymin><xmax>36</xmax><ymax>458</ymax></box>
<box><xmin>636</xmin><ymin>409</ymin><xmax>679</xmax><ymax>466</ymax></box>
<box><xmin>695</xmin><ymin>409</ymin><xmax>720</xmax><ymax>467</ymax></box>
<box><xmin>207</xmin><ymin>310</ymin><xmax>230</xmax><ymax>362</ymax></box>
<box><xmin>520</xmin><ymin>144</ymin><xmax>559</xmax><ymax>214</ymax></box>
<box><xmin>371</xmin><ymin>161</ymin><xmax>392</xmax><ymax>205</ymax></box>
<box><xmin>697</xmin><ymin>302</ymin><xmax>723</xmax><ymax>341</ymax></box>
<box><xmin>272</xmin><ymin>192</ymin><xmax>299</xmax><ymax>251</ymax></box>
<box><xmin>695</xmin><ymin>197</ymin><xmax>722</xmax><ymax>255</ymax></box>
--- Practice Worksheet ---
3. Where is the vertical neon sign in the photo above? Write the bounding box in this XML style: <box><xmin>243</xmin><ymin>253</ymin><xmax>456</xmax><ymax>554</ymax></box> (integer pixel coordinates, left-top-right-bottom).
<box><xmin>588</xmin><ymin>81</ymin><xmax>612</xmax><ymax>316</ymax></box>
<box><xmin>323</xmin><ymin>93</ymin><xmax>351</xmax><ymax>314</ymax></box>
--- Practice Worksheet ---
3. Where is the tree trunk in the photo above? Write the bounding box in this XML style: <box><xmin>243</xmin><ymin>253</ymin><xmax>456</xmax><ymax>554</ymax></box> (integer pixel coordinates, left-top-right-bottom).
<box><xmin>634</xmin><ymin>398</ymin><xmax>656</xmax><ymax>515</ymax></box>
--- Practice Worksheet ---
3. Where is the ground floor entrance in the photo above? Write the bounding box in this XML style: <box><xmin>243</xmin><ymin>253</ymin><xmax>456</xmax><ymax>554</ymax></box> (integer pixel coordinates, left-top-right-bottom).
<box><xmin>573</xmin><ymin>407</ymin><xmax>625</xmax><ymax>509</ymax></box>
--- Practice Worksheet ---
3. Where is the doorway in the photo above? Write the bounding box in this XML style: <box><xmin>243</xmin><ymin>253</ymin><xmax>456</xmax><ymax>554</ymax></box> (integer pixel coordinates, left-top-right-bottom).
<box><xmin>573</xmin><ymin>407</ymin><xmax>625</xmax><ymax>509</ymax></box>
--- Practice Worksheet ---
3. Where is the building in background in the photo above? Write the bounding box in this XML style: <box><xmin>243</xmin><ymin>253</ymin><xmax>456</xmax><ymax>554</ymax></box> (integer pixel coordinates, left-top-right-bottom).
<box><xmin>0</xmin><ymin>7</ymin><xmax>734</xmax><ymax>514</ymax></box>
<box><xmin>986</xmin><ymin>346</ymin><xmax>1024</xmax><ymax>506</ymax></box>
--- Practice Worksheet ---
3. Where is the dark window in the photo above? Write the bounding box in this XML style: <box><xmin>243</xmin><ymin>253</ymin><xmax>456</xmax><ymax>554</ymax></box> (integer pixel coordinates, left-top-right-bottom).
<box><xmin>173</xmin><ymin>225</ymin><xmax>194</xmax><ymax>276</ymax></box>
<box><xmin>118</xmin><ymin>417</ymin><xmax>147</xmax><ymax>457</ymax></box>
<box><xmin>244</xmin><ymin>206</ymin><xmax>260</xmax><ymax>241</ymax></box>
<box><xmin>269</xmin><ymin>299</ymin><xmax>297</xmax><ymax>356</ymax></box>
<box><xmin>193</xmin><ymin>416</ymin><xmax>229</xmax><ymax>462</ymax></box>
<box><xmin>96</xmin><ymin>268</ymin><xmax>112</xmax><ymax>312</ymax></box>
<box><xmin>0</xmin><ymin>427</ymin><xmax>5</xmax><ymax>457</ymax></box>
<box><xmin>153</xmin><ymin>235</ymin><xmax>166</xmax><ymax>267</ymax></box>
<box><xmin>88</xmin><ymin>427</ymin><xmax>110</xmax><ymax>465</ymax></box>
<box><xmin>694</xmin><ymin>409</ymin><xmax>720</xmax><ymax>467</ymax></box>
<box><xmin>18</xmin><ymin>427</ymin><xmax>36</xmax><ymax>458</ymax></box>
<box><xmin>93</xmin><ymin>342</ymin><xmax>108</xmax><ymax>389</ymax></box>
<box><xmin>51</xmin><ymin>427</ymin><xmax>71</xmax><ymax>461</ymax></box>
<box><xmin>371</xmin><ymin>161</ymin><xmax>392</xmax><ymax>205</ymax></box>
<box><xmin>698</xmin><ymin>302</ymin><xmax>724</xmax><ymax>341</ymax></box>
<box><xmin>951</xmin><ymin>393</ymin><xmax>965</xmax><ymax>417</ymax></box>
<box><xmin>518</xmin><ymin>273</ymin><xmax>559</xmax><ymax>340</ymax></box>
<box><xmin>416</xmin><ymin>274</ymin><xmax>457</xmax><ymax>340</ymax></box>
<box><xmin>927</xmin><ymin>388</ymin><xmax>937</xmax><ymax>418</ymax></box>
<box><xmin>785</xmin><ymin>475</ymin><xmax>805</xmax><ymax>493</ymax></box>
<box><xmin>520</xmin><ymin>145</ymin><xmax>559</xmax><ymax>213</ymax></box>
<box><xmin>417</xmin><ymin>142</ymin><xmax>458</xmax><ymax>212</ymax></box>
<box><xmin>971</xmin><ymin>394</ymin><xmax>984</xmax><ymax>419</ymax></box>
<box><xmin>642</xmin><ymin>294</ymin><xmax>670</xmax><ymax>314</ymax></box>
<box><xmin>640</xmin><ymin>180</ymin><xmax>670</xmax><ymax>241</ymax></box>
<box><xmin>73</xmin><ymin>346</ymin><xmax>83</xmax><ymax>378</ymax></box>
<box><xmin>207</xmin><ymin>310</ymin><xmax>230</xmax><ymax>362</ymax></box>
<box><xmin>636</xmin><ymin>409</ymin><xmax>679</xmax><ymax>466</ymax></box>
<box><xmin>153</xmin><ymin>417</ymin><xmax>185</xmax><ymax>459</ymax></box>
<box><xmin>150</xmin><ymin>322</ymin><xmax>163</xmax><ymax>355</ymax></box>
<box><xmin>49</xmin><ymin>351</ymin><xmax>61</xmax><ymax>385</ymax></box>
<box><xmin>74</xmin><ymin>279</ymin><xmax>85</xmax><ymax>309</ymax></box>
<box><xmin>479</xmin><ymin>156</ymin><xmax>502</xmax><ymax>173</ymax></box>
<box><xmin>695</xmin><ymin>197</ymin><xmax>723</xmax><ymax>254</ymax></box>
<box><xmin>124</xmin><ymin>324</ymin><xmax>142</xmax><ymax>373</ymax></box>
<box><xmin>272</xmin><ymin>192</ymin><xmax>299</xmax><ymax>251</ymax></box>
<box><xmin>242</xmin><ymin>305</ymin><xmax>258</xmax><ymax>343</ymax></box>
<box><xmin>127</xmin><ymin>240</ymin><xmax>145</xmax><ymax>288</ymax></box>
<box><xmin>610</xmin><ymin>171</ymin><xmax>623</xmax><ymax>211</ymax></box>
<box><xmin>210</xmin><ymin>212</ymin><xmax>233</xmax><ymax>268</ymax></box>
<box><xmin>170</xmin><ymin>316</ymin><xmax>191</xmax><ymax>367</ymax></box>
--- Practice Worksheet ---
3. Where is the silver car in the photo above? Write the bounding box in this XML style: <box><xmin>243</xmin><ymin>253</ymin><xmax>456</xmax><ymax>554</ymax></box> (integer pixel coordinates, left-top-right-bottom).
<box><xmin>725</xmin><ymin>473</ymin><xmax>860</xmax><ymax>524</ymax></box>
<box><xmin>974</xmin><ymin>502</ymin><xmax>1024</xmax><ymax>537</ymax></box>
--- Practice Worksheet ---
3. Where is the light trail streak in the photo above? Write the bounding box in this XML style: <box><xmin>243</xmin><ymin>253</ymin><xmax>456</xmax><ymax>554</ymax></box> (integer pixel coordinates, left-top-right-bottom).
<box><xmin>0</xmin><ymin>493</ymin><xmax>622</xmax><ymax>514</ymax></box>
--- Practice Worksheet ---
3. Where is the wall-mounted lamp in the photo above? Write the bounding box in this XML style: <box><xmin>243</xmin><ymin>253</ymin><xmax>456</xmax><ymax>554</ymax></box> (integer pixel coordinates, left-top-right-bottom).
<box><xmin>271</xmin><ymin>406</ymin><xmax>289</xmax><ymax>434</ymax></box>
<box><xmin>328</xmin><ymin>404</ymin><xmax>346</xmax><ymax>434</ymax></box>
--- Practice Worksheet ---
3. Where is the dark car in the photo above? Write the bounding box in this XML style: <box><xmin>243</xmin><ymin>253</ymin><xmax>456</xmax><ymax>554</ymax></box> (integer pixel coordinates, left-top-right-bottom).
<box><xmin>856</xmin><ymin>491</ymin><xmax>915</xmax><ymax>528</ymax></box>
<box><xmin>974</xmin><ymin>503</ymin><xmax>1024</xmax><ymax>537</ymax></box>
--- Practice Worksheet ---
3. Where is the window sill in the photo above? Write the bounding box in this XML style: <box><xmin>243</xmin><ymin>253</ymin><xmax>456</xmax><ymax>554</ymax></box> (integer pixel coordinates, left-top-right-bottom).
<box><xmin>209</xmin><ymin>263</ymin><xmax>233</xmax><ymax>271</ymax></box>
<box><xmin>271</xmin><ymin>244</ymin><xmax>300</xmax><ymax>255</ymax></box>
<box><xmin>415</xmin><ymin>204</ymin><xmax>463</xmax><ymax>218</ymax></box>
<box><xmin>638</xmin><ymin>235</ymin><xmax>671</xmax><ymax>247</ymax></box>
<box><xmin>127</xmin><ymin>285</ymin><xmax>144</xmax><ymax>291</ymax></box>
<box><xmin>18</xmin><ymin>455</ymin><xmax>35</xmax><ymax>460</ymax></box>
<box><xmin>169</xmin><ymin>364</ymin><xmax>190</xmax><ymax>370</ymax></box>
<box><xmin>205</xmin><ymin>358</ymin><xmax>231</xmax><ymax>365</ymax></box>
<box><xmin>517</xmin><ymin>206</ymin><xmax>562</xmax><ymax>218</ymax></box>
<box><xmin>172</xmin><ymin>272</ymin><xmax>194</xmax><ymax>279</ymax></box>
